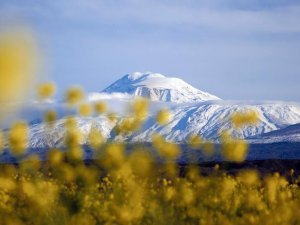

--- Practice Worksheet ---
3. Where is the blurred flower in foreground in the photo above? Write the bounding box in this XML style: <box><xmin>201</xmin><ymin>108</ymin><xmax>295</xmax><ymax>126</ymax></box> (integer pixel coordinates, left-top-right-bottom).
<box><xmin>132</xmin><ymin>98</ymin><xmax>149</xmax><ymax>119</ymax></box>
<box><xmin>65</xmin><ymin>86</ymin><xmax>85</xmax><ymax>105</ymax></box>
<box><xmin>88</xmin><ymin>128</ymin><xmax>104</xmax><ymax>150</ymax></box>
<box><xmin>0</xmin><ymin>27</ymin><xmax>39</xmax><ymax>118</ymax></box>
<box><xmin>220</xmin><ymin>131</ymin><xmax>248</xmax><ymax>162</ymax></box>
<box><xmin>0</xmin><ymin>130</ymin><xmax>3</xmax><ymax>152</ymax></box>
<box><xmin>8</xmin><ymin>121</ymin><xmax>29</xmax><ymax>156</ymax></box>
<box><xmin>94</xmin><ymin>101</ymin><xmax>107</xmax><ymax>114</ymax></box>
<box><xmin>152</xmin><ymin>134</ymin><xmax>180</xmax><ymax>160</ymax></box>
<box><xmin>78</xmin><ymin>103</ymin><xmax>92</xmax><ymax>116</ymax></box>
<box><xmin>231</xmin><ymin>109</ymin><xmax>259</xmax><ymax>128</ymax></box>
<box><xmin>44</xmin><ymin>110</ymin><xmax>57</xmax><ymax>124</ymax></box>
<box><xmin>37</xmin><ymin>82</ymin><xmax>56</xmax><ymax>99</ymax></box>
<box><xmin>156</xmin><ymin>109</ymin><xmax>171</xmax><ymax>125</ymax></box>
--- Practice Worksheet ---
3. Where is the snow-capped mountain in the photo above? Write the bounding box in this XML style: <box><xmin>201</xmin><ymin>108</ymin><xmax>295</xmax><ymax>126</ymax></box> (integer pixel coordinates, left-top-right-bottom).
<box><xmin>2</xmin><ymin>72</ymin><xmax>300</xmax><ymax>151</ymax></box>
<box><xmin>102</xmin><ymin>72</ymin><xmax>220</xmax><ymax>103</ymax></box>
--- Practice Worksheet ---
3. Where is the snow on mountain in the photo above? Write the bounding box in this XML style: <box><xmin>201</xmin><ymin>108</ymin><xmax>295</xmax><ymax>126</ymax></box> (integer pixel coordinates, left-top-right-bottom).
<box><xmin>23</xmin><ymin>101</ymin><xmax>300</xmax><ymax>149</ymax></box>
<box><xmin>28</xmin><ymin>116</ymin><xmax>116</xmax><ymax>149</ymax></box>
<box><xmin>248</xmin><ymin>123</ymin><xmax>300</xmax><ymax>143</ymax></box>
<box><xmin>129</xmin><ymin>102</ymin><xmax>300</xmax><ymax>143</ymax></box>
<box><xmin>102</xmin><ymin>72</ymin><xmax>220</xmax><ymax>103</ymax></box>
<box><xmin>2</xmin><ymin>72</ymin><xmax>300</xmax><ymax>153</ymax></box>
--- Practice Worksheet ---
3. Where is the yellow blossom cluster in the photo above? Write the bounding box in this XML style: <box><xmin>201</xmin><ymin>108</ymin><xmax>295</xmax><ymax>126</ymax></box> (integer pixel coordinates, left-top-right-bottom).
<box><xmin>94</xmin><ymin>101</ymin><xmax>107</xmax><ymax>114</ymax></box>
<box><xmin>8</xmin><ymin>121</ymin><xmax>29</xmax><ymax>156</ymax></box>
<box><xmin>78</xmin><ymin>103</ymin><xmax>92</xmax><ymax>116</ymax></box>
<box><xmin>44</xmin><ymin>110</ymin><xmax>57</xmax><ymax>124</ymax></box>
<box><xmin>65</xmin><ymin>86</ymin><xmax>85</xmax><ymax>105</ymax></box>
<box><xmin>231</xmin><ymin>109</ymin><xmax>259</xmax><ymax>128</ymax></box>
<box><xmin>37</xmin><ymin>82</ymin><xmax>56</xmax><ymax>99</ymax></box>
<box><xmin>156</xmin><ymin>109</ymin><xmax>171</xmax><ymax>125</ymax></box>
<box><xmin>220</xmin><ymin>131</ymin><xmax>248</xmax><ymax>162</ymax></box>
<box><xmin>0</xmin><ymin>130</ymin><xmax>3</xmax><ymax>152</ymax></box>
<box><xmin>0</xmin><ymin>27</ymin><xmax>39</xmax><ymax>120</ymax></box>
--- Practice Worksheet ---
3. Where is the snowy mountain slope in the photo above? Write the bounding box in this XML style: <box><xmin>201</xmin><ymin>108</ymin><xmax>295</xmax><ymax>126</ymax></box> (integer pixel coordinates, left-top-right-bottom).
<box><xmin>102</xmin><ymin>72</ymin><xmax>220</xmax><ymax>103</ymax></box>
<box><xmin>248</xmin><ymin>123</ymin><xmax>300</xmax><ymax>143</ymax></box>
<box><xmin>28</xmin><ymin>116</ymin><xmax>116</xmax><ymax>149</ymax></box>
<box><xmin>129</xmin><ymin>102</ymin><xmax>300</xmax><ymax>143</ymax></box>
<box><xmin>23</xmin><ymin>101</ymin><xmax>300</xmax><ymax>148</ymax></box>
<box><xmin>3</xmin><ymin>72</ymin><xmax>300</xmax><ymax>151</ymax></box>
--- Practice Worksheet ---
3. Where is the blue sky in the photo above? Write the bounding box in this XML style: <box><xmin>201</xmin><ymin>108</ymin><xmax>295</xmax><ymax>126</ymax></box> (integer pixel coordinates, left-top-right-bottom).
<box><xmin>0</xmin><ymin>0</ymin><xmax>300</xmax><ymax>101</ymax></box>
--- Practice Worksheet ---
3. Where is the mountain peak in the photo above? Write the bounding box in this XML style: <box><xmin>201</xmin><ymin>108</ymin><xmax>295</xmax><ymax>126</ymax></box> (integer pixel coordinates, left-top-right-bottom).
<box><xmin>126</xmin><ymin>72</ymin><xmax>165</xmax><ymax>81</ymax></box>
<box><xmin>102</xmin><ymin>72</ymin><xmax>220</xmax><ymax>103</ymax></box>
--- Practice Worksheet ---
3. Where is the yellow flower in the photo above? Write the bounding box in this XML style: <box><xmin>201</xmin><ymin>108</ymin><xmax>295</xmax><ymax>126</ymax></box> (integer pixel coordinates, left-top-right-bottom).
<box><xmin>78</xmin><ymin>103</ymin><xmax>93</xmax><ymax>116</ymax></box>
<box><xmin>66</xmin><ymin>147</ymin><xmax>83</xmax><ymax>161</ymax></box>
<box><xmin>132</xmin><ymin>98</ymin><xmax>149</xmax><ymax>119</ymax></box>
<box><xmin>48</xmin><ymin>149</ymin><xmax>64</xmax><ymax>166</ymax></box>
<box><xmin>0</xmin><ymin>28</ymin><xmax>39</xmax><ymax>120</ymax></box>
<box><xmin>156</xmin><ymin>109</ymin><xmax>171</xmax><ymax>125</ymax></box>
<box><xmin>115</xmin><ymin>117</ymin><xmax>141</xmax><ymax>134</ymax></box>
<box><xmin>37</xmin><ymin>82</ymin><xmax>56</xmax><ymax>99</ymax></box>
<box><xmin>65</xmin><ymin>116</ymin><xmax>77</xmax><ymax>129</ymax></box>
<box><xmin>0</xmin><ymin>177</ymin><xmax>16</xmax><ymax>191</ymax></box>
<box><xmin>129</xmin><ymin>150</ymin><xmax>153</xmax><ymax>177</ymax></box>
<box><xmin>222</xmin><ymin>177</ymin><xmax>237</xmax><ymax>196</ymax></box>
<box><xmin>220</xmin><ymin>132</ymin><xmax>248</xmax><ymax>162</ymax></box>
<box><xmin>238</xmin><ymin>170</ymin><xmax>259</xmax><ymax>186</ymax></box>
<box><xmin>64</xmin><ymin>127</ymin><xmax>83</xmax><ymax>148</ymax></box>
<box><xmin>44</xmin><ymin>110</ymin><xmax>57</xmax><ymax>124</ymax></box>
<box><xmin>94</xmin><ymin>101</ymin><xmax>107</xmax><ymax>114</ymax></box>
<box><xmin>152</xmin><ymin>135</ymin><xmax>180</xmax><ymax>160</ymax></box>
<box><xmin>88</xmin><ymin>128</ymin><xmax>104</xmax><ymax>150</ymax></box>
<box><xmin>65</xmin><ymin>86</ymin><xmax>85</xmax><ymax>105</ymax></box>
<box><xmin>164</xmin><ymin>186</ymin><xmax>176</xmax><ymax>201</ymax></box>
<box><xmin>100</xmin><ymin>143</ymin><xmax>125</xmax><ymax>169</ymax></box>
<box><xmin>8</xmin><ymin>121</ymin><xmax>29</xmax><ymax>155</ymax></box>
<box><xmin>231</xmin><ymin>109</ymin><xmax>259</xmax><ymax>128</ymax></box>
<box><xmin>0</xmin><ymin>130</ymin><xmax>4</xmax><ymax>152</ymax></box>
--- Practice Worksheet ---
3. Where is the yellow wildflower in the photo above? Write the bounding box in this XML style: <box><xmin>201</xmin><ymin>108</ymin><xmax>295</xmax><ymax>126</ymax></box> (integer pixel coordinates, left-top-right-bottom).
<box><xmin>48</xmin><ymin>149</ymin><xmax>64</xmax><ymax>166</ymax></box>
<box><xmin>220</xmin><ymin>132</ymin><xmax>248</xmax><ymax>162</ymax></box>
<box><xmin>78</xmin><ymin>103</ymin><xmax>92</xmax><ymax>116</ymax></box>
<box><xmin>0</xmin><ymin>130</ymin><xmax>4</xmax><ymax>152</ymax></box>
<box><xmin>94</xmin><ymin>101</ymin><xmax>107</xmax><ymax>114</ymax></box>
<box><xmin>132</xmin><ymin>98</ymin><xmax>149</xmax><ymax>119</ymax></box>
<box><xmin>37</xmin><ymin>82</ymin><xmax>56</xmax><ymax>99</ymax></box>
<box><xmin>0</xmin><ymin>28</ymin><xmax>39</xmax><ymax>106</ymax></box>
<box><xmin>231</xmin><ymin>109</ymin><xmax>259</xmax><ymax>128</ymax></box>
<box><xmin>156</xmin><ymin>109</ymin><xmax>171</xmax><ymax>125</ymax></box>
<box><xmin>65</xmin><ymin>86</ymin><xmax>84</xmax><ymax>105</ymax></box>
<box><xmin>8</xmin><ymin>121</ymin><xmax>29</xmax><ymax>155</ymax></box>
<box><xmin>44</xmin><ymin>110</ymin><xmax>57</xmax><ymax>124</ymax></box>
<box><xmin>88</xmin><ymin>128</ymin><xmax>104</xmax><ymax>150</ymax></box>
